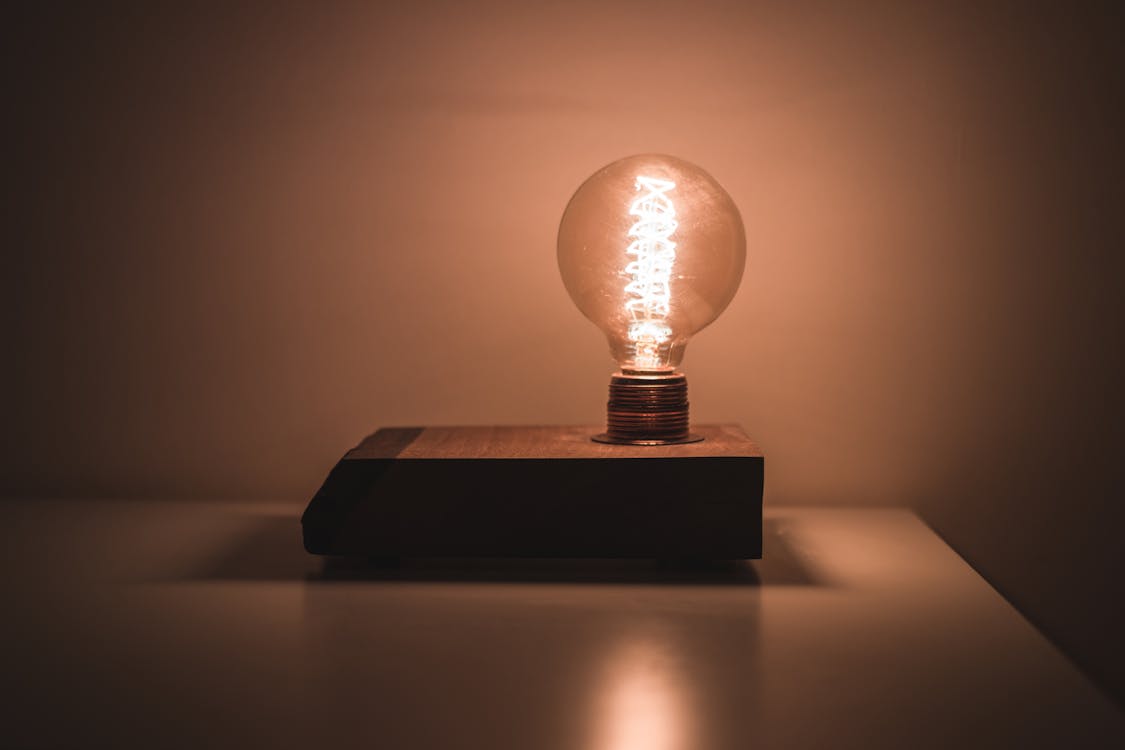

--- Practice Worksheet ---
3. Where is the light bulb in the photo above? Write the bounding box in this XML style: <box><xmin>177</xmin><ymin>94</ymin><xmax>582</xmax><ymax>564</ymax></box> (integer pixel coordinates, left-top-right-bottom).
<box><xmin>558</xmin><ymin>154</ymin><xmax>746</xmax><ymax>444</ymax></box>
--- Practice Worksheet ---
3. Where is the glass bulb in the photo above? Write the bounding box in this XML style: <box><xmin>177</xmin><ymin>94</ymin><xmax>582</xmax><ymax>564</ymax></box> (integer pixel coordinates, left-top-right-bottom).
<box><xmin>558</xmin><ymin>154</ymin><xmax>746</xmax><ymax>373</ymax></box>
<box><xmin>557</xmin><ymin>154</ymin><xmax>746</xmax><ymax>444</ymax></box>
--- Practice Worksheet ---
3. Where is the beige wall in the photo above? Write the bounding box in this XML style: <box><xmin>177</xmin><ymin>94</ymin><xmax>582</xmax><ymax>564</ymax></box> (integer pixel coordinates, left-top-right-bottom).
<box><xmin>4</xmin><ymin>2</ymin><xmax>993</xmax><ymax>503</ymax></box>
<box><xmin>6</xmin><ymin>2</ymin><xmax>1123</xmax><ymax>701</ymax></box>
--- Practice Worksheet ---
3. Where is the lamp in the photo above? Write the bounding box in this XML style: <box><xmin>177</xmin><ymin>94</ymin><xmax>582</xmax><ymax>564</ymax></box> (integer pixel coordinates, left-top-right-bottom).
<box><xmin>302</xmin><ymin>154</ymin><xmax>762</xmax><ymax>561</ymax></box>
<box><xmin>558</xmin><ymin>154</ymin><xmax>746</xmax><ymax>444</ymax></box>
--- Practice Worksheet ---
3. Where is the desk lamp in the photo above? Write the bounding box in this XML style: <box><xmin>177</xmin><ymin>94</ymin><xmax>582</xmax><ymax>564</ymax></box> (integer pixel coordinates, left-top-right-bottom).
<box><xmin>558</xmin><ymin>154</ymin><xmax>746</xmax><ymax>444</ymax></box>
<box><xmin>302</xmin><ymin>155</ymin><xmax>762</xmax><ymax>561</ymax></box>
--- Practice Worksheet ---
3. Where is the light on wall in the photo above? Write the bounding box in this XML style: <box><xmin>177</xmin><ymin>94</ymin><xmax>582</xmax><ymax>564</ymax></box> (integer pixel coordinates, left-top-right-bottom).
<box><xmin>557</xmin><ymin>154</ymin><xmax>746</xmax><ymax>444</ymax></box>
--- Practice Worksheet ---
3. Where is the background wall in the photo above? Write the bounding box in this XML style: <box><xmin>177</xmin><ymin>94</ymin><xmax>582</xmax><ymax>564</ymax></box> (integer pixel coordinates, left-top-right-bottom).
<box><xmin>6</xmin><ymin>1</ymin><xmax>1123</xmax><ymax>703</ymax></box>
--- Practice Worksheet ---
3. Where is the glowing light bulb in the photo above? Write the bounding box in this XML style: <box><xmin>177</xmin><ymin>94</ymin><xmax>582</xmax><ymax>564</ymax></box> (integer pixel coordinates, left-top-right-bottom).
<box><xmin>558</xmin><ymin>154</ymin><xmax>746</xmax><ymax>444</ymax></box>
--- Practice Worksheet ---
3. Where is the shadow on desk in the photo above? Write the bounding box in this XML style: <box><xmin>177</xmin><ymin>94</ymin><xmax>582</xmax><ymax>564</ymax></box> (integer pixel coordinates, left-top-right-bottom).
<box><xmin>176</xmin><ymin>516</ymin><xmax>825</xmax><ymax>586</ymax></box>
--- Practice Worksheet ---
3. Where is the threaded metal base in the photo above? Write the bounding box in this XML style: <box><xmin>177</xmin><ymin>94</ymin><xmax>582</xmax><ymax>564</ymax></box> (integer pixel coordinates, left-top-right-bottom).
<box><xmin>592</xmin><ymin>372</ymin><xmax>704</xmax><ymax>445</ymax></box>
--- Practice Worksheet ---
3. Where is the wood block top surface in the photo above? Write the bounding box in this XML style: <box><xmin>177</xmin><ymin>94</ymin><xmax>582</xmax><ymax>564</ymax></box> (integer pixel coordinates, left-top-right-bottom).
<box><xmin>345</xmin><ymin>424</ymin><xmax>762</xmax><ymax>460</ymax></box>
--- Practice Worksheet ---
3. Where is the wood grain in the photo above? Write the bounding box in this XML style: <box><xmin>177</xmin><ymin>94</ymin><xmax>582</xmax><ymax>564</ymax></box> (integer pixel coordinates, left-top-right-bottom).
<box><xmin>346</xmin><ymin>424</ymin><xmax>762</xmax><ymax>460</ymax></box>
<box><xmin>307</xmin><ymin>424</ymin><xmax>765</xmax><ymax>559</ymax></box>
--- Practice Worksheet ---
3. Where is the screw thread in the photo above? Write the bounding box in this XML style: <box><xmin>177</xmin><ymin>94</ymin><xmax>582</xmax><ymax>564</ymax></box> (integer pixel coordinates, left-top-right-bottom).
<box><xmin>600</xmin><ymin>373</ymin><xmax>694</xmax><ymax>444</ymax></box>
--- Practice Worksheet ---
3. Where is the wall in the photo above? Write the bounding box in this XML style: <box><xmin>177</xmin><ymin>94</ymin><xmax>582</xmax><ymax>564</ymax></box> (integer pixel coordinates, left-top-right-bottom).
<box><xmin>5</xmin><ymin>2</ymin><xmax>1123</xmax><ymax>702</ymax></box>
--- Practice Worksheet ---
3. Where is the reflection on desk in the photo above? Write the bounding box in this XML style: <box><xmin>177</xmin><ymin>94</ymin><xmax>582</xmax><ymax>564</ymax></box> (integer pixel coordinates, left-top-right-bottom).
<box><xmin>3</xmin><ymin>501</ymin><xmax>1122</xmax><ymax>749</ymax></box>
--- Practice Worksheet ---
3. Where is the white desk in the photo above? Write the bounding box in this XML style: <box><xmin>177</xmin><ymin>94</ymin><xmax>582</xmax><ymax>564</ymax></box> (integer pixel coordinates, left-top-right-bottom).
<box><xmin>4</xmin><ymin>501</ymin><xmax>1122</xmax><ymax>748</ymax></box>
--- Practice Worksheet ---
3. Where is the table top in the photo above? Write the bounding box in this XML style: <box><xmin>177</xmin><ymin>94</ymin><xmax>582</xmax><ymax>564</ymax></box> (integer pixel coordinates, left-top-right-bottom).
<box><xmin>3</xmin><ymin>500</ymin><xmax>1122</xmax><ymax>749</ymax></box>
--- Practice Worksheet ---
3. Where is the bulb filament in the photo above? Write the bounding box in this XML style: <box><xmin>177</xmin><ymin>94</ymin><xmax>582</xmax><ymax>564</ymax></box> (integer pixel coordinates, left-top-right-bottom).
<box><xmin>625</xmin><ymin>175</ymin><xmax>678</xmax><ymax>369</ymax></box>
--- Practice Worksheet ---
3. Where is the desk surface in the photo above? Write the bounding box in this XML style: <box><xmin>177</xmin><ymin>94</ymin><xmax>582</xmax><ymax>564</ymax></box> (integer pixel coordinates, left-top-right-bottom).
<box><xmin>3</xmin><ymin>501</ymin><xmax>1122</xmax><ymax>749</ymax></box>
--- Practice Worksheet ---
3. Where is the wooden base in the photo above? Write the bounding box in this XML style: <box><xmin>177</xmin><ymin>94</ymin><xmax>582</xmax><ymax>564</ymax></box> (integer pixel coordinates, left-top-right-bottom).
<box><xmin>302</xmin><ymin>424</ymin><xmax>763</xmax><ymax>559</ymax></box>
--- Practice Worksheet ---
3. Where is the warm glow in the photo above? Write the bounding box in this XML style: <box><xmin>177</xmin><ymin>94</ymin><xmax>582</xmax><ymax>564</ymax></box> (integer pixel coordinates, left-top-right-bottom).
<box><xmin>557</xmin><ymin>153</ymin><xmax>745</xmax><ymax>373</ymax></box>
<box><xmin>624</xmin><ymin>176</ymin><xmax>678</xmax><ymax>370</ymax></box>
<box><xmin>590</xmin><ymin>636</ymin><xmax>691</xmax><ymax>750</ymax></box>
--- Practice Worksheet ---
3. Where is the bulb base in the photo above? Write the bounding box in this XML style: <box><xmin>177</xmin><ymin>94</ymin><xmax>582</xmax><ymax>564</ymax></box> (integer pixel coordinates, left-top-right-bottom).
<box><xmin>593</xmin><ymin>372</ymin><xmax>704</xmax><ymax>445</ymax></box>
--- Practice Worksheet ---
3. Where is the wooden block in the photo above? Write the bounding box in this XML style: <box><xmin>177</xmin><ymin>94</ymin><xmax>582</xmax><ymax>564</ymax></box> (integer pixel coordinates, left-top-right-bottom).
<box><xmin>302</xmin><ymin>424</ymin><xmax>763</xmax><ymax>559</ymax></box>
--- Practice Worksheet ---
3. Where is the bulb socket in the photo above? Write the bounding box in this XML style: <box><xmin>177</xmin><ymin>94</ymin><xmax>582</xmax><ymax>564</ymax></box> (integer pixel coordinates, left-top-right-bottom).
<box><xmin>593</xmin><ymin>372</ymin><xmax>704</xmax><ymax>445</ymax></box>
